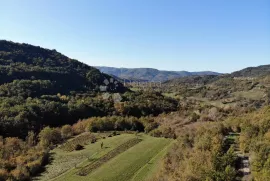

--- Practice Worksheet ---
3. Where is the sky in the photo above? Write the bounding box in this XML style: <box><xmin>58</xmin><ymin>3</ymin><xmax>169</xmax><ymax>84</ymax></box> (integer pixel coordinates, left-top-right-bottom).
<box><xmin>0</xmin><ymin>0</ymin><xmax>269</xmax><ymax>73</ymax></box>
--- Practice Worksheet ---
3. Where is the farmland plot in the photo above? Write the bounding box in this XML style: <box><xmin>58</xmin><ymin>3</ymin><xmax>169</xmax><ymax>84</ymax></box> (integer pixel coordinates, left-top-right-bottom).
<box><xmin>35</xmin><ymin>134</ymin><xmax>135</xmax><ymax>181</ymax></box>
<box><xmin>52</xmin><ymin>135</ymin><xmax>172</xmax><ymax>181</ymax></box>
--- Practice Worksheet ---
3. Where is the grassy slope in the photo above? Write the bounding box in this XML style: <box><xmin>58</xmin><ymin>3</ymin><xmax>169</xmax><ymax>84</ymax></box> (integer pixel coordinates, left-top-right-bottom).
<box><xmin>131</xmin><ymin>140</ymin><xmax>173</xmax><ymax>181</ymax></box>
<box><xmin>53</xmin><ymin>135</ymin><xmax>172</xmax><ymax>181</ymax></box>
<box><xmin>35</xmin><ymin>134</ymin><xmax>135</xmax><ymax>181</ymax></box>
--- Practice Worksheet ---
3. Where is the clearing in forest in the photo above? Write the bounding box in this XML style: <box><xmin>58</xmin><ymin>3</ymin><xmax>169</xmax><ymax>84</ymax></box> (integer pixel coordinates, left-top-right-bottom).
<box><xmin>36</xmin><ymin>134</ymin><xmax>173</xmax><ymax>181</ymax></box>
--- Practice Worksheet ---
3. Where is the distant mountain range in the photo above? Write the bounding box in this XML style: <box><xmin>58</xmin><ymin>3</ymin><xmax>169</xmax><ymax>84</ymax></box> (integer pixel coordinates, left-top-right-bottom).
<box><xmin>96</xmin><ymin>66</ymin><xmax>221</xmax><ymax>82</ymax></box>
<box><xmin>163</xmin><ymin>64</ymin><xmax>270</xmax><ymax>90</ymax></box>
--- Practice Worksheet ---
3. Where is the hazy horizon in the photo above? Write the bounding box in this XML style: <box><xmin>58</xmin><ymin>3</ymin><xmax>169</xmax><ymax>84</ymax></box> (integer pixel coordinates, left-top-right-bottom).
<box><xmin>95</xmin><ymin>65</ymin><xmax>224</xmax><ymax>73</ymax></box>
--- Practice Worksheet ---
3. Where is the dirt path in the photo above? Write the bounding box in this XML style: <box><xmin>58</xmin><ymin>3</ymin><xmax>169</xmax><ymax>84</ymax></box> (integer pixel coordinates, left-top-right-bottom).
<box><xmin>237</xmin><ymin>153</ymin><xmax>251</xmax><ymax>181</ymax></box>
<box><xmin>225</xmin><ymin>132</ymin><xmax>251</xmax><ymax>181</ymax></box>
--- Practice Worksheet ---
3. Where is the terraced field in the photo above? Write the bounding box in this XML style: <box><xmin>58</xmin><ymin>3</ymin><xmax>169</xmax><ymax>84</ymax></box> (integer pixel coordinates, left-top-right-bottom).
<box><xmin>41</xmin><ymin>134</ymin><xmax>172</xmax><ymax>181</ymax></box>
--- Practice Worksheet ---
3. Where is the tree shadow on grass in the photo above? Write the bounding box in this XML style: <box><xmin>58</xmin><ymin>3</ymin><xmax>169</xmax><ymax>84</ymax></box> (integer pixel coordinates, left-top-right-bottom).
<box><xmin>32</xmin><ymin>152</ymin><xmax>56</xmax><ymax>178</ymax></box>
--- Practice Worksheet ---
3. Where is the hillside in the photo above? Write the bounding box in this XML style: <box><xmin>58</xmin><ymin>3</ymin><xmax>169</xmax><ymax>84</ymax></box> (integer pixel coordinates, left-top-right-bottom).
<box><xmin>0</xmin><ymin>40</ymin><xmax>126</xmax><ymax>94</ymax></box>
<box><xmin>0</xmin><ymin>41</ymin><xmax>180</xmax><ymax>139</ymax></box>
<box><xmin>229</xmin><ymin>64</ymin><xmax>270</xmax><ymax>77</ymax></box>
<box><xmin>162</xmin><ymin>64</ymin><xmax>270</xmax><ymax>87</ymax></box>
<box><xmin>0</xmin><ymin>40</ymin><xmax>129</xmax><ymax>137</ymax></box>
<box><xmin>163</xmin><ymin>75</ymin><xmax>219</xmax><ymax>86</ymax></box>
<box><xmin>96</xmin><ymin>66</ymin><xmax>221</xmax><ymax>82</ymax></box>
<box><xmin>161</xmin><ymin>66</ymin><xmax>270</xmax><ymax>110</ymax></box>
<box><xmin>42</xmin><ymin>134</ymin><xmax>172</xmax><ymax>181</ymax></box>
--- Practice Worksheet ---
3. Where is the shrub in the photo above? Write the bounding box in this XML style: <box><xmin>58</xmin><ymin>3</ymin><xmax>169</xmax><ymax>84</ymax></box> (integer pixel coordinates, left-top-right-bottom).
<box><xmin>74</xmin><ymin>144</ymin><xmax>84</xmax><ymax>151</ymax></box>
<box><xmin>149</xmin><ymin>129</ymin><xmax>162</xmax><ymax>137</ymax></box>
<box><xmin>72</xmin><ymin>120</ymin><xmax>88</xmax><ymax>135</ymax></box>
<box><xmin>61</xmin><ymin>125</ymin><xmax>73</xmax><ymax>139</ymax></box>
<box><xmin>38</xmin><ymin>127</ymin><xmax>62</xmax><ymax>147</ymax></box>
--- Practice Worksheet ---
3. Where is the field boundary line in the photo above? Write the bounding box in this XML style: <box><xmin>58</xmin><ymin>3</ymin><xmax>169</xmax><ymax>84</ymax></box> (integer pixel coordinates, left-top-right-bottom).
<box><xmin>77</xmin><ymin>138</ymin><xmax>142</xmax><ymax>176</ymax></box>
<box><xmin>131</xmin><ymin>140</ymin><xmax>173</xmax><ymax>181</ymax></box>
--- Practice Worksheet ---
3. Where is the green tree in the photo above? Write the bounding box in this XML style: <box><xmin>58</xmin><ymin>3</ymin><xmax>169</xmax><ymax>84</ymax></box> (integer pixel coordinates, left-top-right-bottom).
<box><xmin>38</xmin><ymin>127</ymin><xmax>61</xmax><ymax>147</ymax></box>
<box><xmin>26</xmin><ymin>131</ymin><xmax>35</xmax><ymax>147</ymax></box>
<box><xmin>224</xmin><ymin>166</ymin><xmax>237</xmax><ymax>181</ymax></box>
<box><xmin>61</xmin><ymin>125</ymin><xmax>73</xmax><ymax>139</ymax></box>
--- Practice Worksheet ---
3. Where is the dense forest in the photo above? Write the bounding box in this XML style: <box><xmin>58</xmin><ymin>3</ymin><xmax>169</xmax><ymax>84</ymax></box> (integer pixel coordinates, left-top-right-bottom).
<box><xmin>0</xmin><ymin>40</ymin><xmax>127</xmax><ymax>93</ymax></box>
<box><xmin>0</xmin><ymin>41</ymin><xmax>177</xmax><ymax>138</ymax></box>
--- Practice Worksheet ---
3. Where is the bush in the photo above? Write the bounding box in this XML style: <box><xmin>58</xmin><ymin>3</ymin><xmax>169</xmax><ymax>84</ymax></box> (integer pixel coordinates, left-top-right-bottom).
<box><xmin>74</xmin><ymin>144</ymin><xmax>84</xmax><ymax>151</ymax></box>
<box><xmin>72</xmin><ymin>120</ymin><xmax>89</xmax><ymax>135</ymax></box>
<box><xmin>149</xmin><ymin>129</ymin><xmax>162</xmax><ymax>137</ymax></box>
<box><xmin>38</xmin><ymin>127</ymin><xmax>62</xmax><ymax>147</ymax></box>
<box><xmin>61</xmin><ymin>125</ymin><xmax>73</xmax><ymax>139</ymax></box>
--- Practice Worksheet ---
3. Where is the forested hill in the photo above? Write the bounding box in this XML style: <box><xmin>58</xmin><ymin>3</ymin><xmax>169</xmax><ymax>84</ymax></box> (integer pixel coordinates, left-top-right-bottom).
<box><xmin>163</xmin><ymin>75</ymin><xmax>219</xmax><ymax>86</ymax></box>
<box><xmin>0</xmin><ymin>40</ymin><xmax>128</xmax><ymax>138</ymax></box>
<box><xmin>155</xmin><ymin>64</ymin><xmax>270</xmax><ymax>88</ymax></box>
<box><xmin>0</xmin><ymin>40</ymin><xmax>126</xmax><ymax>94</ymax></box>
<box><xmin>96</xmin><ymin>66</ymin><xmax>221</xmax><ymax>82</ymax></box>
<box><xmin>229</xmin><ymin>64</ymin><xmax>270</xmax><ymax>77</ymax></box>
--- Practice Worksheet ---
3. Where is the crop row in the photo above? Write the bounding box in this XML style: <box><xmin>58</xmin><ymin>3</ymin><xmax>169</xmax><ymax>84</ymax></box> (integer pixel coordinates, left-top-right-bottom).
<box><xmin>77</xmin><ymin>138</ymin><xmax>142</xmax><ymax>176</ymax></box>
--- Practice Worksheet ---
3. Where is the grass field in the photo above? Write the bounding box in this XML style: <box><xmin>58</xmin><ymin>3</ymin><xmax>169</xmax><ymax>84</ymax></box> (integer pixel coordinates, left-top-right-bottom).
<box><xmin>36</xmin><ymin>134</ymin><xmax>172</xmax><ymax>181</ymax></box>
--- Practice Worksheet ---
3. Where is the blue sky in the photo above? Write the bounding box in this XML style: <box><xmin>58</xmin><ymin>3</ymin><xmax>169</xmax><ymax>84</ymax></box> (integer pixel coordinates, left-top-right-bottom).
<box><xmin>1</xmin><ymin>0</ymin><xmax>269</xmax><ymax>73</ymax></box>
